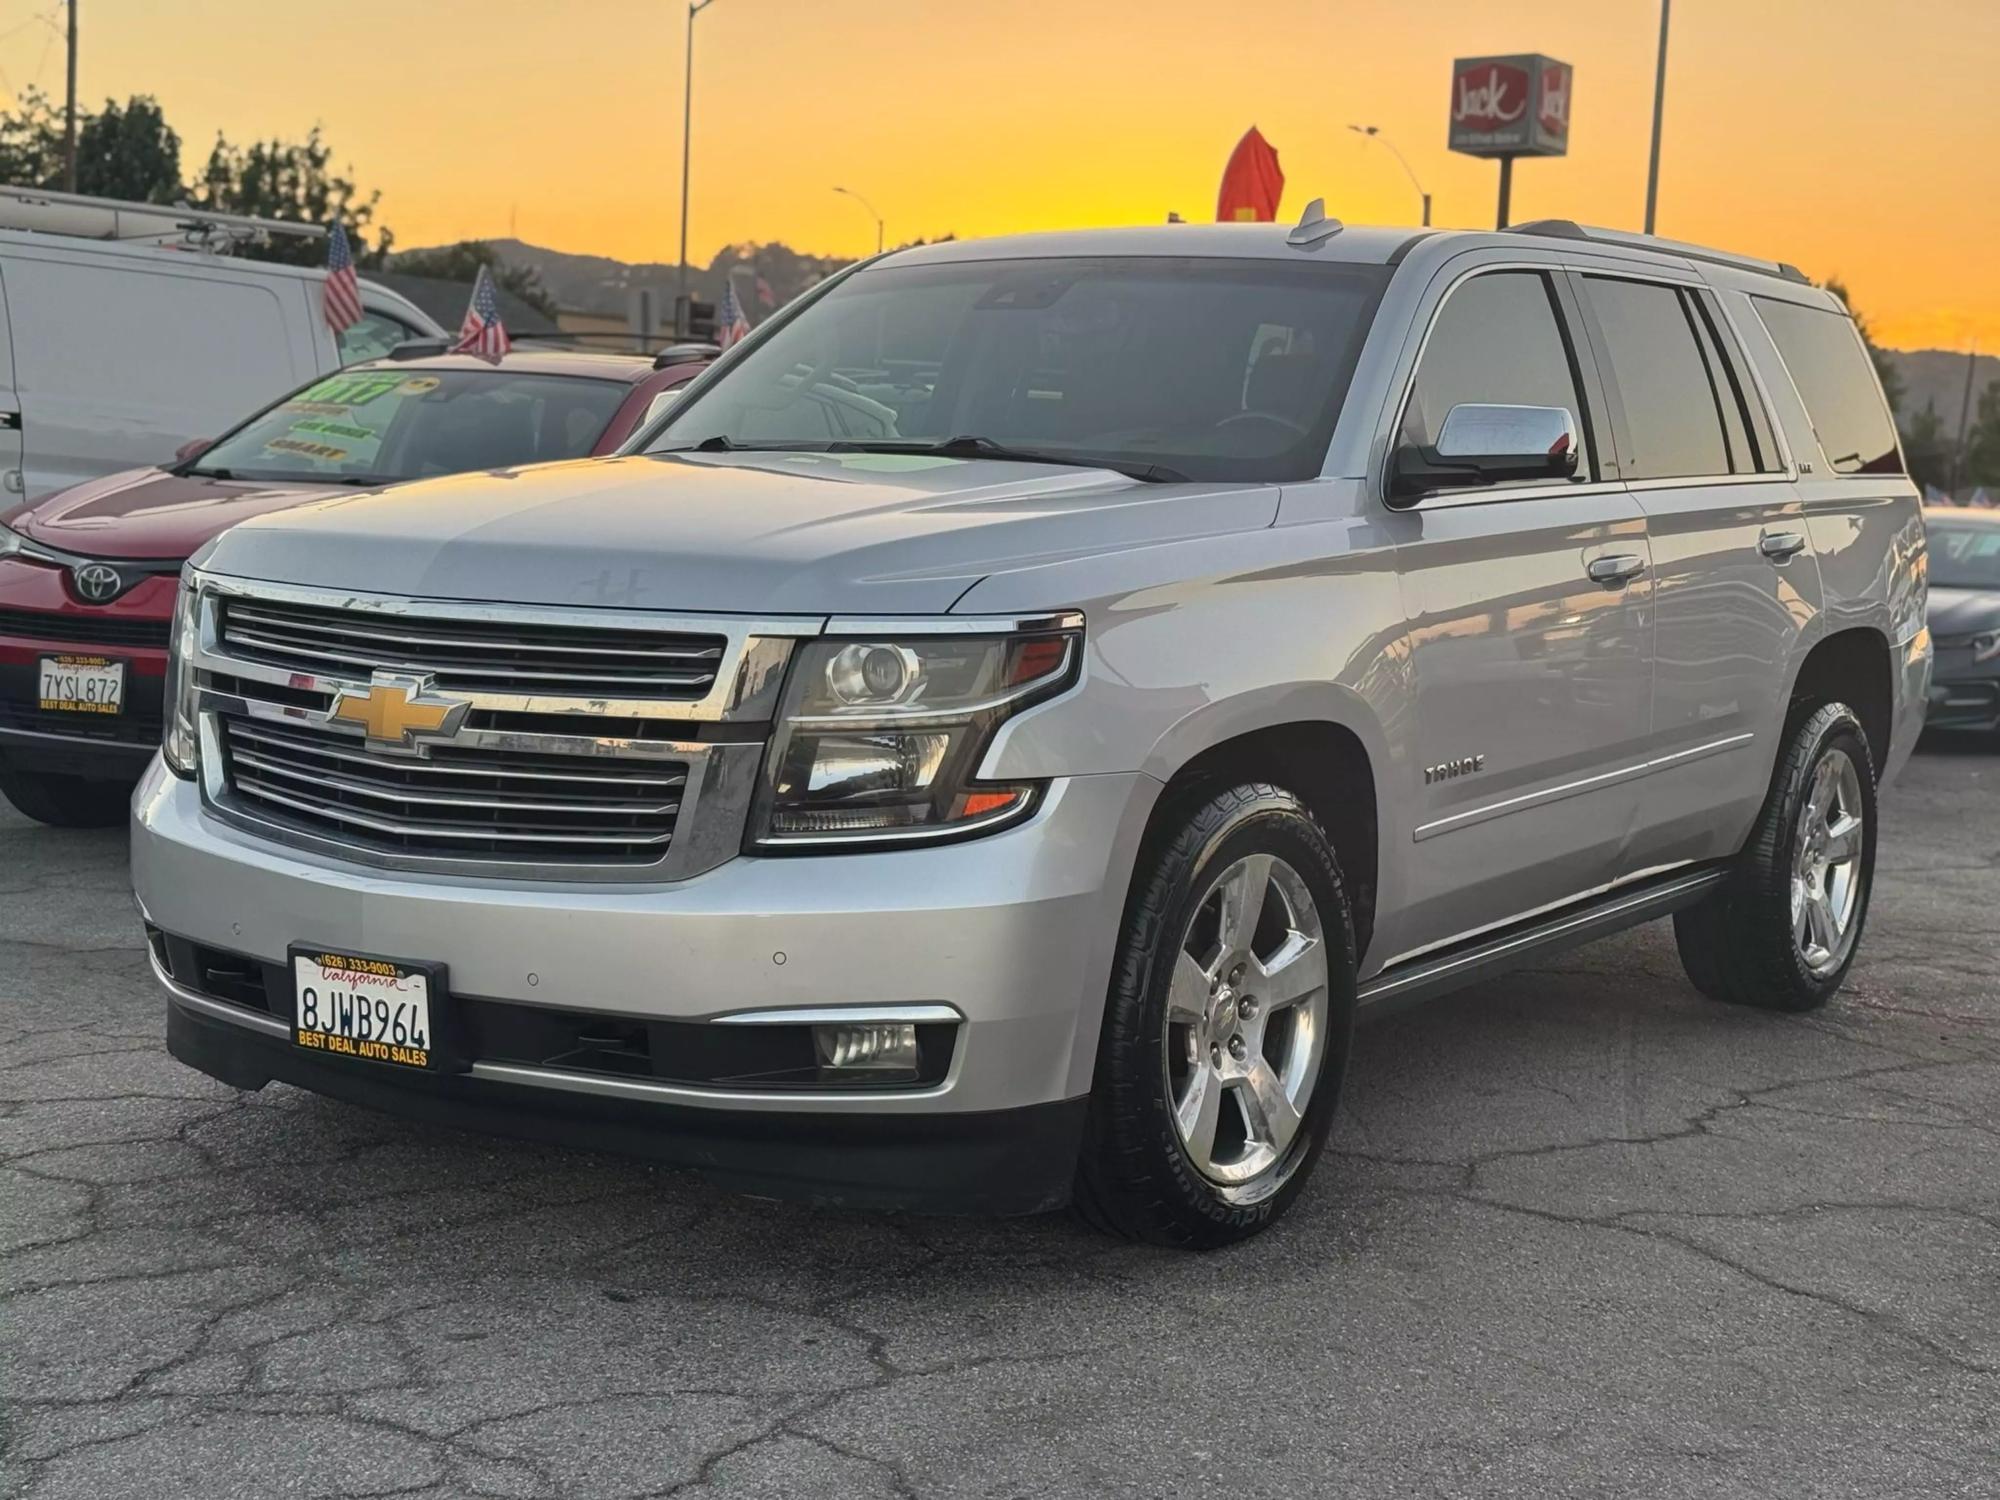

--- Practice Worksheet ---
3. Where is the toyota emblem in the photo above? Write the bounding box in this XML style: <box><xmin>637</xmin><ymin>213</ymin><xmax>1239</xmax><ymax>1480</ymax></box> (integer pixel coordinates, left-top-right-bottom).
<box><xmin>72</xmin><ymin>563</ymin><xmax>127</xmax><ymax>603</ymax></box>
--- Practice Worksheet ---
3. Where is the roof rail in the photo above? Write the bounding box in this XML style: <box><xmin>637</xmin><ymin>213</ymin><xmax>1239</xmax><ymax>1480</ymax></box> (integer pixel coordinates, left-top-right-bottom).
<box><xmin>0</xmin><ymin>183</ymin><xmax>327</xmax><ymax>254</ymax></box>
<box><xmin>1505</xmin><ymin>219</ymin><xmax>1811</xmax><ymax>285</ymax></box>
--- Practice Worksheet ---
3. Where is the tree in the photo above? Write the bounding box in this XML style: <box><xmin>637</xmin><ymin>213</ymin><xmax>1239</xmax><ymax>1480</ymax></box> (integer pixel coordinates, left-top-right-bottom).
<box><xmin>74</xmin><ymin>96</ymin><xmax>181</xmax><ymax>203</ymax></box>
<box><xmin>0</xmin><ymin>87</ymin><xmax>64</xmax><ymax>187</ymax></box>
<box><xmin>194</xmin><ymin>127</ymin><xmax>391</xmax><ymax>267</ymax></box>
<box><xmin>393</xmin><ymin>240</ymin><xmax>557</xmax><ymax>318</ymax></box>
<box><xmin>1965</xmin><ymin>379</ymin><xmax>2000</xmax><ymax>490</ymax></box>
<box><xmin>0</xmin><ymin>90</ymin><xmax>181</xmax><ymax>202</ymax></box>
<box><xmin>1900</xmin><ymin>400</ymin><xmax>1952</xmax><ymax>494</ymax></box>
<box><xmin>1822</xmin><ymin>278</ymin><xmax>1904</xmax><ymax>417</ymax></box>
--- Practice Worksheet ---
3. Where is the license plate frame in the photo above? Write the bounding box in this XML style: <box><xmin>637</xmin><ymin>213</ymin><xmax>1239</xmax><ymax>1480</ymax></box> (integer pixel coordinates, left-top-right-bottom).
<box><xmin>38</xmin><ymin>653</ymin><xmax>126</xmax><ymax>714</ymax></box>
<box><xmin>289</xmin><ymin>945</ymin><xmax>450</xmax><ymax>1072</ymax></box>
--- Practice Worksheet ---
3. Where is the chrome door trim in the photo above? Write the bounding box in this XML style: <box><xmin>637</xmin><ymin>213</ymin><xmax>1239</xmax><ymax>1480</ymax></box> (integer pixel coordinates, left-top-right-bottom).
<box><xmin>1412</xmin><ymin>732</ymin><xmax>1754</xmax><ymax>843</ymax></box>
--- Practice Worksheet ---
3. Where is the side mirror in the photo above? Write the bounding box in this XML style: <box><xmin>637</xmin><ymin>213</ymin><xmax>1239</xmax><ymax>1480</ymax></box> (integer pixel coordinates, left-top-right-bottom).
<box><xmin>1390</xmin><ymin>403</ymin><xmax>1579</xmax><ymax>502</ymax></box>
<box><xmin>174</xmin><ymin>438</ymin><xmax>213</xmax><ymax>465</ymax></box>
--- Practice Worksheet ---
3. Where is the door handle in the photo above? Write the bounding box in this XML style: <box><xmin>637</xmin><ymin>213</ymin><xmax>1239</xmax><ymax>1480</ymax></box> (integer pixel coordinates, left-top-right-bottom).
<box><xmin>1586</xmin><ymin>553</ymin><xmax>1647</xmax><ymax>586</ymax></box>
<box><xmin>1759</xmin><ymin>530</ymin><xmax>1806</xmax><ymax>561</ymax></box>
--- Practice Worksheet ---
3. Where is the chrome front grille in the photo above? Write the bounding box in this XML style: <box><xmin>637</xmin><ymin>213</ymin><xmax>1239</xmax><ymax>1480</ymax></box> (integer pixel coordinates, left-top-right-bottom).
<box><xmin>217</xmin><ymin>595</ymin><xmax>728</xmax><ymax>701</ymax></box>
<box><xmin>188</xmin><ymin>577</ymin><xmax>816</xmax><ymax>880</ymax></box>
<box><xmin>220</xmin><ymin>717</ymin><xmax>687</xmax><ymax>863</ymax></box>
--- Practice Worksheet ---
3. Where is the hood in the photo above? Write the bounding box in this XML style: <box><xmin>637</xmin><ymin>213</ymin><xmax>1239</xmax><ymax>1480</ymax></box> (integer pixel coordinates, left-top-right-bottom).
<box><xmin>1928</xmin><ymin>586</ymin><xmax>2000</xmax><ymax>639</ymax></box>
<box><xmin>13</xmin><ymin>467</ymin><xmax>341</xmax><ymax>561</ymax></box>
<box><xmin>194</xmin><ymin>452</ymin><xmax>1280</xmax><ymax>615</ymax></box>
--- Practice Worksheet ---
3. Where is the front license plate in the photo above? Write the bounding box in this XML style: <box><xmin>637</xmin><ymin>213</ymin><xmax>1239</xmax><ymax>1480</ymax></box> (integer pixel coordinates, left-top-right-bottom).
<box><xmin>38</xmin><ymin>654</ymin><xmax>124</xmax><ymax>714</ymax></box>
<box><xmin>292</xmin><ymin>948</ymin><xmax>438</xmax><ymax>1070</ymax></box>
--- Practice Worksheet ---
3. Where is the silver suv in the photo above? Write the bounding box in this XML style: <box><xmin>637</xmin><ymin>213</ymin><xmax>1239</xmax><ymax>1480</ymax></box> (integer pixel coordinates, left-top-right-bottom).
<box><xmin>132</xmin><ymin>215</ymin><xmax>1932</xmax><ymax>1247</ymax></box>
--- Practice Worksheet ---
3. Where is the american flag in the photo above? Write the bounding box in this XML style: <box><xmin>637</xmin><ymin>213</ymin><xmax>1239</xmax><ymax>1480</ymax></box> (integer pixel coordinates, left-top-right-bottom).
<box><xmin>718</xmin><ymin>280</ymin><xmax>752</xmax><ymax>350</ymax></box>
<box><xmin>322</xmin><ymin>221</ymin><xmax>363</xmax><ymax>335</ymax></box>
<box><xmin>453</xmin><ymin>265</ymin><xmax>512</xmax><ymax>358</ymax></box>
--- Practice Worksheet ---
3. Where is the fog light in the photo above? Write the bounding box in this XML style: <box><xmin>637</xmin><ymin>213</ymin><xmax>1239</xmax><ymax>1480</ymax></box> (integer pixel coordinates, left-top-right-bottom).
<box><xmin>813</xmin><ymin>1022</ymin><xmax>918</xmax><ymax>1074</ymax></box>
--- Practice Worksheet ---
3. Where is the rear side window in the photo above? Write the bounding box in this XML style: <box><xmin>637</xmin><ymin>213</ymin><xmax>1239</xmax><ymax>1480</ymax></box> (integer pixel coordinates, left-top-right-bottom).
<box><xmin>1400</xmin><ymin>270</ymin><xmax>1591</xmax><ymax>482</ymax></box>
<box><xmin>1583</xmin><ymin>277</ymin><xmax>1733</xmax><ymax>479</ymax></box>
<box><xmin>1753</xmin><ymin>297</ymin><xmax>1901</xmax><ymax>475</ymax></box>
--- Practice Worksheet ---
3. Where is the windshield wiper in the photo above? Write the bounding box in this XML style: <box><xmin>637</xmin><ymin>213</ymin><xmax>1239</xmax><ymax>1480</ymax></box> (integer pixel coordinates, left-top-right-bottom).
<box><xmin>824</xmin><ymin>436</ymin><xmax>1187</xmax><ymax>484</ymax></box>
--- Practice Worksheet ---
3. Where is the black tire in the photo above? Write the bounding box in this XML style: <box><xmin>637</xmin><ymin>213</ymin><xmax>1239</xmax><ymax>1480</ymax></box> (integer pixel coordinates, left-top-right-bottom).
<box><xmin>1674</xmin><ymin>703</ymin><xmax>1877</xmax><ymax>1012</ymax></box>
<box><xmin>1074</xmin><ymin>783</ymin><xmax>1357</xmax><ymax>1249</ymax></box>
<box><xmin>0</xmin><ymin>769</ymin><xmax>133</xmax><ymax>829</ymax></box>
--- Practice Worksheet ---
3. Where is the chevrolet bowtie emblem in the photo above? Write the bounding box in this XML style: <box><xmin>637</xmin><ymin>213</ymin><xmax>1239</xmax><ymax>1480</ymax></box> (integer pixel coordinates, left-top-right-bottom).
<box><xmin>328</xmin><ymin>673</ymin><xmax>469</xmax><ymax>754</ymax></box>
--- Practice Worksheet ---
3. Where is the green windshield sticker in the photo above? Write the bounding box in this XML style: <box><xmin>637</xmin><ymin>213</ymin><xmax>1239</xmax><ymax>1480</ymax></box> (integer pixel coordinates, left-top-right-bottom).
<box><xmin>287</xmin><ymin>416</ymin><xmax>376</xmax><ymax>442</ymax></box>
<box><xmin>288</xmin><ymin>371</ymin><xmax>405</xmax><ymax>409</ymax></box>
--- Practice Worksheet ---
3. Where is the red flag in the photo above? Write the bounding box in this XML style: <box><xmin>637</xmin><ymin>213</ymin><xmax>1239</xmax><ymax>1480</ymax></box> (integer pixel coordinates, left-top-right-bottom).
<box><xmin>1216</xmin><ymin>127</ymin><xmax>1284</xmax><ymax>223</ymax></box>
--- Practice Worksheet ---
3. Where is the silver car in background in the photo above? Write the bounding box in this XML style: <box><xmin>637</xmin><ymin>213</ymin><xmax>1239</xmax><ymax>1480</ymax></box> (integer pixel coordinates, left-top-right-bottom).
<box><xmin>131</xmin><ymin>214</ymin><xmax>1929</xmax><ymax>1246</ymax></box>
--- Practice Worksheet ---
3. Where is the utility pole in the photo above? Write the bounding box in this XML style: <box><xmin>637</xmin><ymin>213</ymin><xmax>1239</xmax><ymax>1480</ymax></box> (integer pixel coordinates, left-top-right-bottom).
<box><xmin>676</xmin><ymin>0</ymin><xmax>719</xmax><ymax>337</ymax></box>
<box><xmin>1950</xmin><ymin>341</ymin><xmax>1980</xmax><ymax>497</ymax></box>
<box><xmin>1643</xmin><ymin>0</ymin><xmax>1671</xmax><ymax>233</ymax></box>
<box><xmin>63</xmin><ymin>0</ymin><xmax>80</xmax><ymax>192</ymax></box>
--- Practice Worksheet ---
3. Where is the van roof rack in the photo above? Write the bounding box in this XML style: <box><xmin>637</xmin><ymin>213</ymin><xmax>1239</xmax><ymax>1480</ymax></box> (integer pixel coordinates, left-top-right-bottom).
<box><xmin>1505</xmin><ymin>219</ymin><xmax>1811</xmax><ymax>285</ymax></box>
<box><xmin>652</xmin><ymin>342</ymin><xmax>720</xmax><ymax>368</ymax></box>
<box><xmin>0</xmin><ymin>184</ymin><xmax>328</xmax><ymax>255</ymax></box>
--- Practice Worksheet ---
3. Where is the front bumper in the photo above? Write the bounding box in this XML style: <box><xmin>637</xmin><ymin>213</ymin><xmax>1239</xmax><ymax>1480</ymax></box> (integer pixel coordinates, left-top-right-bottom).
<box><xmin>133</xmin><ymin>762</ymin><xmax>1156</xmax><ymax>1209</ymax></box>
<box><xmin>1925</xmin><ymin>642</ymin><xmax>2000</xmax><ymax>732</ymax></box>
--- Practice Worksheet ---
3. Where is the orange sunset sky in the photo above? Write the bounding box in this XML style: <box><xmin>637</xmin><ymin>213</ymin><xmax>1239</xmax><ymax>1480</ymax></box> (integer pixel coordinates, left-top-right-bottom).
<box><xmin>8</xmin><ymin>0</ymin><xmax>1998</xmax><ymax>350</ymax></box>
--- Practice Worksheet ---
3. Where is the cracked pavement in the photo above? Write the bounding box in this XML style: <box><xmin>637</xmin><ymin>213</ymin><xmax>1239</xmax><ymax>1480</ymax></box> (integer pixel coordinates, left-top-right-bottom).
<box><xmin>3</xmin><ymin>740</ymin><xmax>1996</xmax><ymax>1498</ymax></box>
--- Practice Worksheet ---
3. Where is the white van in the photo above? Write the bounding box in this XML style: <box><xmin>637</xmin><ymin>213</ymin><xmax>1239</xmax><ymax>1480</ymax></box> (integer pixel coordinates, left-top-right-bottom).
<box><xmin>0</xmin><ymin>189</ymin><xmax>443</xmax><ymax>501</ymax></box>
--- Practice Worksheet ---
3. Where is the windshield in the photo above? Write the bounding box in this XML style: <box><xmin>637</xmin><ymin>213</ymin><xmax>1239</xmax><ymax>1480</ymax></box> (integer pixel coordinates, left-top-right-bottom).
<box><xmin>1931</xmin><ymin>522</ymin><xmax>2000</xmax><ymax>590</ymax></box>
<box><xmin>647</xmin><ymin>256</ymin><xmax>1390</xmax><ymax>483</ymax></box>
<box><xmin>190</xmin><ymin>368</ymin><xmax>630</xmax><ymax>485</ymax></box>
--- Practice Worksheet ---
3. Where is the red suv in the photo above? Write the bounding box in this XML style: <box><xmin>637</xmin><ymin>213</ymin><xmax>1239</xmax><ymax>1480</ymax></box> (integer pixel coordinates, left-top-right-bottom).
<box><xmin>0</xmin><ymin>346</ymin><xmax>709</xmax><ymax>825</ymax></box>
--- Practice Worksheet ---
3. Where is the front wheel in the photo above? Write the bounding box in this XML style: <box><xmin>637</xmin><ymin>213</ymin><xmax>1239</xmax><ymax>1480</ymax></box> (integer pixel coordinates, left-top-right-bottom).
<box><xmin>1075</xmin><ymin>784</ymin><xmax>1357</xmax><ymax>1248</ymax></box>
<box><xmin>1674</xmin><ymin>703</ymin><xmax>1877</xmax><ymax>1012</ymax></box>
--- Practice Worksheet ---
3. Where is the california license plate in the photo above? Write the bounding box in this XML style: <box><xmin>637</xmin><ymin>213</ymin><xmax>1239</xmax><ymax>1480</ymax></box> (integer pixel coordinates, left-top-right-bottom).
<box><xmin>38</xmin><ymin>654</ymin><xmax>124</xmax><ymax>713</ymax></box>
<box><xmin>291</xmin><ymin>948</ymin><xmax>438</xmax><ymax>1070</ymax></box>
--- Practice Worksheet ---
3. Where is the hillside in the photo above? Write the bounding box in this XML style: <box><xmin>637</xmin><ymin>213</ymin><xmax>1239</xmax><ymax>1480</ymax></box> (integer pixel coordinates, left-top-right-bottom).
<box><xmin>393</xmin><ymin>238</ymin><xmax>857</xmax><ymax>321</ymax></box>
<box><xmin>1881</xmin><ymin>347</ymin><xmax>1994</xmax><ymax>428</ymax></box>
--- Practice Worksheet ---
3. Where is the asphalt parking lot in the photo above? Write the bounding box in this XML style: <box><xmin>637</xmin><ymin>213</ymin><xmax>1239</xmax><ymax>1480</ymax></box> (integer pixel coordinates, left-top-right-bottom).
<box><xmin>3</xmin><ymin>742</ymin><xmax>1995</xmax><ymax>1500</ymax></box>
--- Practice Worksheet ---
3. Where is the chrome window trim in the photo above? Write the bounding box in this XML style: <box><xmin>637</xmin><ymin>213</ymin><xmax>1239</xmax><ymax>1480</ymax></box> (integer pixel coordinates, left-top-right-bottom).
<box><xmin>1378</xmin><ymin>255</ymin><xmax>1803</xmax><ymax>512</ymax></box>
<box><xmin>193</xmin><ymin>571</ymin><xmax>824</xmax><ymax>724</ymax></box>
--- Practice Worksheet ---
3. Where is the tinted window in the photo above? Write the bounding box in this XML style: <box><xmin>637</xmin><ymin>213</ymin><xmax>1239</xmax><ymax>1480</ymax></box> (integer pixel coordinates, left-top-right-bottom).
<box><xmin>1929</xmin><ymin>522</ymin><xmax>2000</xmax><ymax>590</ymax></box>
<box><xmin>1400</xmin><ymin>271</ymin><xmax>1589</xmax><ymax>482</ymax></box>
<box><xmin>190</xmin><ymin>368</ymin><xmax>628</xmax><ymax>485</ymax></box>
<box><xmin>651</xmin><ymin>258</ymin><xmax>1390</xmax><ymax>483</ymax></box>
<box><xmin>1755</xmin><ymin>297</ymin><xmax>1901</xmax><ymax>475</ymax></box>
<box><xmin>1585</xmin><ymin>277</ymin><xmax>1730</xmax><ymax>479</ymax></box>
<box><xmin>337</xmin><ymin>311</ymin><xmax>421</xmax><ymax>365</ymax></box>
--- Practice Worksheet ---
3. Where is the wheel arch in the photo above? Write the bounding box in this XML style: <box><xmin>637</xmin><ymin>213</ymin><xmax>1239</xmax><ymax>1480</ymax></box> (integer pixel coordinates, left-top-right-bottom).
<box><xmin>1784</xmin><ymin>626</ymin><xmax>1893</xmax><ymax>777</ymax></box>
<box><xmin>1137</xmin><ymin>690</ymin><xmax>1388</xmax><ymax>966</ymax></box>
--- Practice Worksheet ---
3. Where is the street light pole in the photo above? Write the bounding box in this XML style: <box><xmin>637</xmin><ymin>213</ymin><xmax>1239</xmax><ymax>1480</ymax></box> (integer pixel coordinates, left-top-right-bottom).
<box><xmin>832</xmin><ymin>186</ymin><xmax>884</xmax><ymax>254</ymax></box>
<box><xmin>1347</xmin><ymin>124</ymin><xmax>1430</xmax><ymax>227</ymax></box>
<box><xmin>1644</xmin><ymin>0</ymin><xmax>1671</xmax><ymax>234</ymax></box>
<box><xmin>63</xmin><ymin>0</ymin><xmax>79</xmax><ymax>192</ymax></box>
<box><xmin>677</xmin><ymin>0</ymin><xmax>719</xmax><ymax>335</ymax></box>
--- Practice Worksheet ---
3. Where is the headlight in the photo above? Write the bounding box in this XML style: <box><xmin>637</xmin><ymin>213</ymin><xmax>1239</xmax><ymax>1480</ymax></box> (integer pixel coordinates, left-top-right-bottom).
<box><xmin>749</xmin><ymin>616</ymin><xmax>1081</xmax><ymax>848</ymax></box>
<box><xmin>162</xmin><ymin>573</ymin><xmax>200</xmax><ymax>777</ymax></box>
<box><xmin>0</xmin><ymin>520</ymin><xmax>62</xmax><ymax>565</ymax></box>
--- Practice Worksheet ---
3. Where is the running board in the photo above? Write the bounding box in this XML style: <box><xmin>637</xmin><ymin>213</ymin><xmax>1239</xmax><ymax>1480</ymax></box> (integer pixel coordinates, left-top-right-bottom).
<box><xmin>1355</xmin><ymin>865</ymin><xmax>1729</xmax><ymax>1020</ymax></box>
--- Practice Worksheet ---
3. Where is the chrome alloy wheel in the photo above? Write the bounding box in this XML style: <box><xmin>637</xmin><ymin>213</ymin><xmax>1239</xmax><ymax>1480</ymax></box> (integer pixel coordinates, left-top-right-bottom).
<box><xmin>1792</xmin><ymin>747</ymin><xmax>1866</xmax><ymax>978</ymax></box>
<box><xmin>1163</xmin><ymin>853</ymin><xmax>1330</xmax><ymax>1199</ymax></box>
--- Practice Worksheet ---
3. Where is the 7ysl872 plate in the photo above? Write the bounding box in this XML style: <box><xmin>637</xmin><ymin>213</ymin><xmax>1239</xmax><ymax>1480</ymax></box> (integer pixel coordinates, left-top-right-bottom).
<box><xmin>291</xmin><ymin>947</ymin><xmax>440</xmax><ymax>1070</ymax></box>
